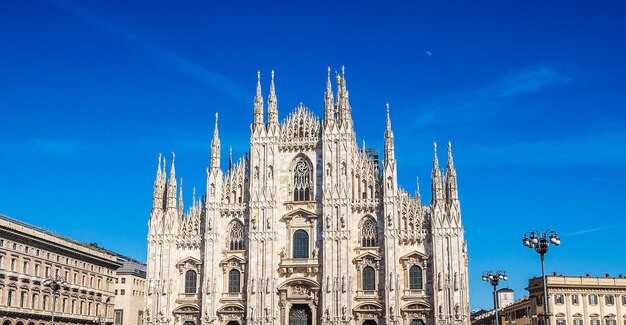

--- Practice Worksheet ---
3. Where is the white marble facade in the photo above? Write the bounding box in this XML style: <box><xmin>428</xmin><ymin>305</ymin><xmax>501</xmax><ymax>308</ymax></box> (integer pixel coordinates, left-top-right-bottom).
<box><xmin>144</xmin><ymin>68</ymin><xmax>470</xmax><ymax>325</ymax></box>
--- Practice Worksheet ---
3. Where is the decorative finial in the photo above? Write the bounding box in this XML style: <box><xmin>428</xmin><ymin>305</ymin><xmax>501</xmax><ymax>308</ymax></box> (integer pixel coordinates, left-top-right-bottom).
<box><xmin>215</xmin><ymin>112</ymin><xmax>218</xmax><ymax>123</ymax></box>
<box><xmin>257</xmin><ymin>70</ymin><xmax>260</xmax><ymax>82</ymax></box>
<box><xmin>171</xmin><ymin>151</ymin><xmax>176</xmax><ymax>161</ymax></box>
<box><xmin>327</xmin><ymin>66</ymin><xmax>331</xmax><ymax>77</ymax></box>
<box><xmin>342</xmin><ymin>65</ymin><xmax>345</xmax><ymax>77</ymax></box>
<box><xmin>433</xmin><ymin>141</ymin><xmax>437</xmax><ymax>153</ymax></box>
<box><xmin>386</xmin><ymin>102</ymin><xmax>390</xmax><ymax>113</ymax></box>
<box><xmin>271</xmin><ymin>70</ymin><xmax>275</xmax><ymax>81</ymax></box>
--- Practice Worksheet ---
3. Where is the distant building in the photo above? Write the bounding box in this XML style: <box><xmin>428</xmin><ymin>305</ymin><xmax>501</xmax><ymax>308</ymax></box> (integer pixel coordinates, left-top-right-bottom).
<box><xmin>114</xmin><ymin>260</ymin><xmax>146</xmax><ymax>325</ymax></box>
<box><xmin>0</xmin><ymin>214</ymin><xmax>120</xmax><ymax>325</ymax></box>
<box><xmin>471</xmin><ymin>275</ymin><xmax>626</xmax><ymax>325</ymax></box>
<box><xmin>497</xmin><ymin>288</ymin><xmax>514</xmax><ymax>309</ymax></box>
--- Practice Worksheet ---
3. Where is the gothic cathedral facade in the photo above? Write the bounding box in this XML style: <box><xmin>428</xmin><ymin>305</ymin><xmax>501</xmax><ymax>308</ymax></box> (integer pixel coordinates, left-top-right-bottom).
<box><xmin>145</xmin><ymin>68</ymin><xmax>470</xmax><ymax>325</ymax></box>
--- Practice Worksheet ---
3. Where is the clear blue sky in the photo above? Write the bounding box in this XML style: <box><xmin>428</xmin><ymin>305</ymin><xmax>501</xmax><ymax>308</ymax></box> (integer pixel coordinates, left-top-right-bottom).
<box><xmin>1</xmin><ymin>0</ymin><xmax>625</xmax><ymax>310</ymax></box>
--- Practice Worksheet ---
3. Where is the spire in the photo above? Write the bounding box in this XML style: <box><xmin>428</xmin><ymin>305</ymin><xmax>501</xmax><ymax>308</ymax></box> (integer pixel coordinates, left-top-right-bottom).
<box><xmin>156</xmin><ymin>152</ymin><xmax>162</xmax><ymax>179</ymax></box>
<box><xmin>416</xmin><ymin>176</ymin><xmax>421</xmax><ymax>203</ymax></box>
<box><xmin>166</xmin><ymin>152</ymin><xmax>178</xmax><ymax>209</ymax></box>
<box><xmin>336</xmin><ymin>66</ymin><xmax>352</xmax><ymax>127</ymax></box>
<box><xmin>228</xmin><ymin>146</ymin><xmax>233</xmax><ymax>172</ymax></box>
<box><xmin>169</xmin><ymin>151</ymin><xmax>176</xmax><ymax>182</ymax></box>
<box><xmin>210</xmin><ymin>113</ymin><xmax>221</xmax><ymax>170</ymax></box>
<box><xmin>384</xmin><ymin>103</ymin><xmax>395</xmax><ymax>162</ymax></box>
<box><xmin>432</xmin><ymin>142</ymin><xmax>439</xmax><ymax>176</ymax></box>
<box><xmin>324</xmin><ymin>66</ymin><xmax>335</xmax><ymax>123</ymax></box>
<box><xmin>447</xmin><ymin>141</ymin><xmax>455</xmax><ymax>171</ymax></box>
<box><xmin>267</xmin><ymin>70</ymin><xmax>278</xmax><ymax>126</ymax></box>
<box><xmin>253</xmin><ymin>71</ymin><xmax>264</xmax><ymax>128</ymax></box>
<box><xmin>152</xmin><ymin>153</ymin><xmax>164</xmax><ymax>209</ymax></box>
<box><xmin>446</xmin><ymin>141</ymin><xmax>459</xmax><ymax>202</ymax></box>
<box><xmin>431</xmin><ymin>142</ymin><xmax>444</xmax><ymax>204</ymax></box>
<box><xmin>385</xmin><ymin>103</ymin><xmax>392</xmax><ymax>133</ymax></box>
<box><xmin>178</xmin><ymin>178</ymin><xmax>184</xmax><ymax>216</ymax></box>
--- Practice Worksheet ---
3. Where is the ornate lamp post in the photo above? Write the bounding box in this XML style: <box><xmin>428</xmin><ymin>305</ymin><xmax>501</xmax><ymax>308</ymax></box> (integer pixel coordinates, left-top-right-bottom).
<box><xmin>43</xmin><ymin>275</ymin><xmax>68</xmax><ymax>325</ymax></box>
<box><xmin>522</xmin><ymin>230</ymin><xmax>561</xmax><ymax>325</ymax></box>
<box><xmin>482</xmin><ymin>270</ymin><xmax>508</xmax><ymax>325</ymax></box>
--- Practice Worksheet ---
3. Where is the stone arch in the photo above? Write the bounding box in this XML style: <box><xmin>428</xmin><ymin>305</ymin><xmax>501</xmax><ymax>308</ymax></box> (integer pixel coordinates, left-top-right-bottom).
<box><xmin>172</xmin><ymin>304</ymin><xmax>200</xmax><ymax>325</ymax></box>
<box><xmin>354</xmin><ymin>302</ymin><xmax>383</xmax><ymax>323</ymax></box>
<box><xmin>2</xmin><ymin>321</ymin><xmax>12</xmax><ymax>325</ymax></box>
<box><xmin>278</xmin><ymin>278</ymin><xmax>320</xmax><ymax>325</ymax></box>
<box><xmin>216</xmin><ymin>304</ymin><xmax>245</xmax><ymax>323</ymax></box>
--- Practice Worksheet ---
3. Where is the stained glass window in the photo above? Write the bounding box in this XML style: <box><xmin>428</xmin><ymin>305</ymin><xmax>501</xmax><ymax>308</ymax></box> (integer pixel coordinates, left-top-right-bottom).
<box><xmin>228</xmin><ymin>269</ymin><xmax>240</xmax><ymax>293</ymax></box>
<box><xmin>361</xmin><ymin>218</ymin><xmax>377</xmax><ymax>247</ymax></box>
<box><xmin>293</xmin><ymin>230</ymin><xmax>309</xmax><ymax>259</ymax></box>
<box><xmin>363</xmin><ymin>266</ymin><xmax>375</xmax><ymax>291</ymax></box>
<box><xmin>293</xmin><ymin>160</ymin><xmax>312</xmax><ymax>201</ymax></box>
<box><xmin>228</xmin><ymin>221</ymin><xmax>244</xmax><ymax>250</ymax></box>
<box><xmin>185</xmin><ymin>270</ymin><xmax>197</xmax><ymax>294</ymax></box>
<box><xmin>409</xmin><ymin>266</ymin><xmax>423</xmax><ymax>289</ymax></box>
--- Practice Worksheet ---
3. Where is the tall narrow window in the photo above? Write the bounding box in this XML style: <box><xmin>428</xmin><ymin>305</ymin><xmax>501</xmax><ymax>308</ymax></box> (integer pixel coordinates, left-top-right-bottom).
<box><xmin>228</xmin><ymin>221</ymin><xmax>244</xmax><ymax>250</ymax></box>
<box><xmin>292</xmin><ymin>230</ymin><xmax>309</xmax><ymax>259</ymax></box>
<box><xmin>184</xmin><ymin>270</ymin><xmax>197</xmax><ymax>294</ymax></box>
<box><xmin>363</xmin><ymin>267</ymin><xmax>375</xmax><ymax>291</ymax></box>
<box><xmin>228</xmin><ymin>269</ymin><xmax>240</xmax><ymax>293</ymax></box>
<box><xmin>409</xmin><ymin>266</ymin><xmax>423</xmax><ymax>289</ymax></box>
<box><xmin>361</xmin><ymin>217</ymin><xmax>378</xmax><ymax>247</ymax></box>
<box><xmin>293</xmin><ymin>159</ymin><xmax>312</xmax><ymax>201</ymax></box>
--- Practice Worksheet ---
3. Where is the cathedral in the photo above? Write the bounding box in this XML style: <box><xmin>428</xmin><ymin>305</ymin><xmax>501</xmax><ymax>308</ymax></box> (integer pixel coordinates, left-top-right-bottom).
<box><xmin>144</xmin><ymin>68</ymin><xmax>470</xmax><ymax>325</ymax></box>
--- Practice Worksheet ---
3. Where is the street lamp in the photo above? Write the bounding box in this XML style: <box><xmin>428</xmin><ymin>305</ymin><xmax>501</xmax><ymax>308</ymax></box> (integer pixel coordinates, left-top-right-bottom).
<box><xmin>43</xmin><ymin>275</ymin><xmax>68</xmax><ymax>325</ymax></box>
<box><xmin>522</xmin><ymin>230</ymin><xmax>560</xmax><ymax>325</ymax></box>
<box><xmin>93</xmin><ymin>315</ymin><xmax>104</xmax><ymax>325</ymax></box>
<box><xmin>482</xmin><ymin>270</ymin><xmax>508</xmax><ymax>325</ymax></box>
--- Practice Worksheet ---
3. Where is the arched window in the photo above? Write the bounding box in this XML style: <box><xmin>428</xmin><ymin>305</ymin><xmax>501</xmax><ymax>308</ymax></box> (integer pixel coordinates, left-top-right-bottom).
<box><xmin>184</xmin><ymin>270</ymin><xmax>197</xmax><ymax>294</ymax></box>
<box><xmin>361</xmin><ymin>217</ymin><xmax>377</xmax><ymax>247</ymax></box>
<box><xmin>228</xmin><ymin>269</ymin><xmax>240</xmax><ymax>293</ymax></box>
<box><xmin>363</xmin><ymin>266</ymin><xmax>375</xmax><ymax>291</ymax></box>
<box><xmin>293</xmin><ymin>159</ymin><xmax>312</xmax><ymax>201</ymax></box>
<box><xmin>292</xmin><ymin>230</ymin><xmax>309</xmax><ymax>259</ymax></box>
<box><xmin>409</xmin><ymin>266</ymin><xmax>423</xmax><ymax>289</ymax></box>
<box><xmin>228</xmin><ymin>221</ymin><xmax>244</xmax><ymax>250</ymax></box>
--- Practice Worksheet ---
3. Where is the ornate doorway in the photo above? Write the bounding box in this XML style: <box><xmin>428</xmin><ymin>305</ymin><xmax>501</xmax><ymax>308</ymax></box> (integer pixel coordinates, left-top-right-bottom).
<box><xmin>410</xmin><ymin>320</ymin><xmax>426</xmax><ymax>325</ymax></box>
<box><xmin>183</xmin><ymin>322</ymin><xmax>195</xmax><ymax>325</ymax></box>
<box><xmin>289</xmin><ymin>304</ymin><xmax>312</xmax><ymax>325</ymax></box>
<box><xmin>363</xmin><ymin>321</ymin><xmax>377</xmax><ymax>325</ymax></box>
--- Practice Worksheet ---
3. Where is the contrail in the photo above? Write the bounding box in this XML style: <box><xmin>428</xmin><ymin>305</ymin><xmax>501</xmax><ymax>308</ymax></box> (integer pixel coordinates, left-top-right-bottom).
<box><xmin>565</xmin><ymin>224</ymin><xmax>626</xmax><ymax>236</ymax></box>
<box><xmin>43</xmin><ymin>0</ymin><xmax>248</xmax><ymax>103</ymax></box>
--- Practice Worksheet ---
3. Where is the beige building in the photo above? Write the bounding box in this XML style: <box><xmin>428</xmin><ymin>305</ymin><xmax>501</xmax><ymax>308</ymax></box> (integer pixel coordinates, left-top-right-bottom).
<box><xmin>0</xmin><ymin>214</ymin><xmax>120</xmax><ymax>325</ymax></box>
<box><xmin>471</xmin><ymin>275</ymin><xmax>626</xmax><ymax>325</ymax></box>
<box><xmin>145</xmin><ymin>68</ymin><xmax>471</xmax><ymax>325</ymax></box>
<box><xmin>114</xmin><ymin>260</ymin><xmax>146</xmax><ymax>325</ymax></box>
<box><xmin>528</xmin><ymin>275</ymin><xmax>626</xmax><ymax>325</ymax></box>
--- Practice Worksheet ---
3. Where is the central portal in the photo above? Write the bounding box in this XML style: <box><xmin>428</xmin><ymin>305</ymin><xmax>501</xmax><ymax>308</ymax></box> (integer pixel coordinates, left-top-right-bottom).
<box><xmin>289</xmin><ymin>304</ymin><xmax>312</xmax><ymax>325</ymax></box>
